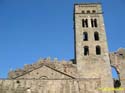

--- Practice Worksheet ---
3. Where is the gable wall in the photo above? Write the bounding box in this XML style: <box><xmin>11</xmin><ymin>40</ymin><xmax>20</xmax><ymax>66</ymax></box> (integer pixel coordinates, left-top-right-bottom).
<box><xmin>17</xmin><ymin>66</ymin><xmax>72</xmax><ymax>79</ymax></box>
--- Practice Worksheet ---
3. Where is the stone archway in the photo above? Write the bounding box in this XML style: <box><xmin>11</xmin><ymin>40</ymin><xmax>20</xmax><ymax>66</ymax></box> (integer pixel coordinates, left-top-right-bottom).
<box><xmin>111</xmin><ymin>66</ymin><xmax>121</xmax><ymax>88</ymax></box>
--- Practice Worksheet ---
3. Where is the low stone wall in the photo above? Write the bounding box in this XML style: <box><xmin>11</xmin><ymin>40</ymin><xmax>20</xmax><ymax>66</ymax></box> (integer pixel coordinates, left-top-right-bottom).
<box><xmin>0</xmin><ymin>78</ymin><xmax>101</xmax><ymax>93</ymax></box>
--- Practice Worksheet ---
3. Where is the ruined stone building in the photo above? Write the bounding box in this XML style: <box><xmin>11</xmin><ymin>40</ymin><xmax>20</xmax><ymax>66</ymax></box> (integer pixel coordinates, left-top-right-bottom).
<box><xmin>0</xmin><ymin>3</ymin><xmax>125</xmax><ymax>93</ymax></box>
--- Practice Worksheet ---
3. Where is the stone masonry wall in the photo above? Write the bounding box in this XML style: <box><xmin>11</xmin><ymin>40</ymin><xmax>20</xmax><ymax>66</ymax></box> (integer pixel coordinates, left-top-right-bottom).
<box><xmin>0</xmin><ymin>78</ymin><xmax>101</xmax><ymax>93</ymax></box>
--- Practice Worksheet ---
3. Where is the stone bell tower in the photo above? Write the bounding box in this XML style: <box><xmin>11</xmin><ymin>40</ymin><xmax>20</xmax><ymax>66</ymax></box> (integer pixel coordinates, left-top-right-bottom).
<box><xmin>74</xmin><ymin>3</ymin><xmax>114</xmax><ymax>90</ymax></box>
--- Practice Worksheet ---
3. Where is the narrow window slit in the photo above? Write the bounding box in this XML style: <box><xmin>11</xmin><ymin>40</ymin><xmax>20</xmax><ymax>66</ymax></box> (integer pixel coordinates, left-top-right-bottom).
<box><xmin>82</xmin><ymin>19</ymin><xmax>88</xmax><ymax>28</ymax></box>
<box><xmin>83</xmin><ymin>32</ymin><xmax>88</xmax><ymax>41</ymax></box>
<box><xmin>84</xmin><ymin>46</ymin><xmax>89</xmax><ymax>56</ymax></box>
<box><xmin>96</xmin><ymin>45</ymin><xmax>101</xmax><ymax>55</ymax></box>
<box><xmin>94</xmin><ymin>32</ymin><xmax>99</xmax><ymax>41</ymax></box>
<box><xmin>94</xmin><ymin>19</ymin><xmax>98</xmax><ymax>27</ymax></box>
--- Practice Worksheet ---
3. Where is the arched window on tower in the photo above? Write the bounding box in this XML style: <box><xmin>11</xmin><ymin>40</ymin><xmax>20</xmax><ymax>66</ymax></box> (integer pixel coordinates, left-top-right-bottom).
<box><xmin>83</xmin><ymin>32</ymin><xmax>88</xmax><ymax>41</ymax></box>
<box><xmin>84</xmin><ymin>46</ymin><xmax>89</xmax><ymax>56</ymax></box>
<box><xmin>92</xmin><ymin>10</ymin><xmax>96</xmax><ymax>13</ymax></box>
<box><xmin>96</xmin><ymin>45</ymin><xmax>101</xmax><ymax>55</ymax></box>
<box><xmin>91</xmin><ymin>19</ymin><xmax>98</xmax><ymax>28</ymax></box>
<box><xmin>91</xmin><ymin>19</ymin><xmax>94</xmax><ymax>27</ymax></box>
<box><xmin>94</xmin><ymin>32</ymin><xmax>99</xmax><ymax>41</ymax></box>
<box><xmin>82</xmin><ymin>19</ymin><xmax>85</xmax><ymax>27</ymax></box>
<box><xmin>82</xmin><ymin>10</ymin><xmax>85</xmax><ymax>14</ymax></box>
<box><xmin>87</xmin><ymin>10</ymin><xmax>90</xmax><ymax>14</ymax></box>
<box><xmin>94</xmin><ymin>19</ymin><xmax>98</xmax><ymax>27</ymax></box>
<box><xmin>82</xmin><ymin>19</ymin><xmax>88</xmax><ymax>28</ymax></box>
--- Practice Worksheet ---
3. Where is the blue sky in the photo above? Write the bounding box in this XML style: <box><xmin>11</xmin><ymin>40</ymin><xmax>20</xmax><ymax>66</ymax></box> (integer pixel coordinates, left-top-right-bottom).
<box><xmin>0</xmin><ymin>0</ymin><xmax>124</xmax><ymax>78</ymax></box>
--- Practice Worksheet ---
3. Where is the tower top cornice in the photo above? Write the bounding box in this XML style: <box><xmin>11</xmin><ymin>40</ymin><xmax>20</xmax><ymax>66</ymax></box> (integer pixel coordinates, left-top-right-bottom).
<box><xmin>74</xmin><ymin>2</ymin><xmax>102</xmax><ymax>5</ymax></box>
